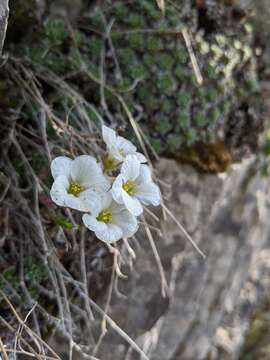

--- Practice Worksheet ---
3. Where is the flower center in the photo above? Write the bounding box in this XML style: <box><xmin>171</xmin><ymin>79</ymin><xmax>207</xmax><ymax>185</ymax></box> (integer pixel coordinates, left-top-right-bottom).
<box><xmin>122</xmin><ymin>179</ymin><xmax>137</xmax><ymax>196</ymax></box>
<box><xmin>96</xmin><ymin>208</ymin><xmax>113</xmax><ymax>223</ymax></box>
<box><xmin>103</xmin><ymin>155</ymin><xmax>120</xmax><ymax>171</ymax></box>
<box><xmin>68</xmin><ymin>182</ymin><xmax>85</xmax><ymax>197</ymax></box>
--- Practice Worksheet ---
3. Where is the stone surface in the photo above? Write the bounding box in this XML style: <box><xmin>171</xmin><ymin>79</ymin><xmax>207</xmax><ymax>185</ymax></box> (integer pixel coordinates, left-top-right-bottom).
<box><xmin>93</xmin><ymin>157</ymin><xmax>270</xmax><ymax>360</ymax></box>
<box><xmin>0</xmin><ymin>0</ymin><xmax>9</xmax><ymax>54</ymax></box>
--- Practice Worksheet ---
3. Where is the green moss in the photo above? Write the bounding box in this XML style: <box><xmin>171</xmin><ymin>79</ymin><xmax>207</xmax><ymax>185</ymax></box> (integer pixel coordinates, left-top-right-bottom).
<box><xmin>25</xmin><ymin>46</ymin><xmax>46</xmax><ymax>64</ymax></box>
<box><xmin>0</xmin><ymin>261</ymin><xmax>48</xmax><ymax>299</ymax></box>
<box><xmin>174</xmin><ymin>66</ymin><xmax>186</xmax><ymax>80</ymax></box>
<box><xmin>113</xmin><ymin>2</ymin><xmax>127</xmax><ymax>18</ymax></box>
<box><xmin>167</xmin><ymin>134</ymin><xmax>179</xmax><ymax>151</ymax></box>
<box><xmin>206</xmin><ymin>89</ymin><xmax>218</xmax><ymax>102</ymax></box>
<box><xmin>193</xmin><ymin>112</ymin><xmax>206</xmax><ymax>126</ymax></box>
<box><xmin>157</xmin><ymin>73</ymin><xmax>174</xmax><ymax>93</ymax></box>
<box><xmin>140</xmin><ymin>0</ymin><xmax>161</xmax><ymax>20</ymax></box>
<box><xmin>53</xmin><ymin>216</ymin><xmax>73</xmax><ymax>230</ymax></box>
<box><xmin>90</xmin><ymin>13</ymin><xmax>104</xmax><ymax>30</ymax></box>
<box><xmin>161</xmin><ymin>100</ymin><xmax>173</xmax><ymax>114</ymax></box>
<box><xmin>119</xmin><ymin>48</ymin><xmax>135</xmax><ymax>66</ymax></box>
<box><xmin>143</xmin><ymin>53</ymin><xmax>155</xmax><ymax>67</ymax></box>
<box><xmin>137</xmin><ymin>85</ymin><xmax>150</xmax><ymax>102</ymax></box>
<box><xmin>69</xmin><ymin>48</ymin><xmax>82</xmax><ymax>69</ymax></box>
<box><xmin>263</xmin><ymin>135</ymin><xmax>270</xmax><ymax>156</ymax></box>
<box><xmin>190</xmin><ymin>75</ymin><xmax>198</xmax><ymax>86</ymax></box>
<box><xmin>24</xmin><ymin>261</ymin><xmax>48</xmax><ymax>283</ymax></box>
<box><xmin>185</xmin><ymin>128</ymin><xmax>198</xmax><ymax>145</ymax></box>
<box><xmin>176</xmin><ymin>93</ymin><xmax>192</xmax><ymax>109</ymax></box>
<box><xmin>243</xmin><ymin>309</ymin><xmax>268</xmax><ymax>353</ymax></box>
<box><xmin>130</xmin><ymin>64</ymin><xmax>146</xmax><ymax>79</ymax></box>
<box><xmin>177</xmin><ymin>112</ymin><xmax>190</xmax><ymax>129</ymax></box>
<box><xmin>206</xmin><ymin>64</ymin><xmax>217</xmax><ymax>79</ymax></box>
<box><xmin>127</xmin><ymin>14</ymin><xmax>145</xmax><ymax>28</ymax></box>
<box><xmin>169</xmin><ymin>14</ymin><xmax>183</xmax><ymax>27</ymax></box>
<box><xmin>208</xmin><ymin>109</ymin><xmax>221</xmax><ymax>122</ymax></box>
<box><xmin>155</xmin><ymin>120</ymin><xmax>172</xmax><ymax>135</ymax></box>
<box><xmin>88</xmin><ymin>63</ymin><xmax>100</xmax><ymax>78</ymax></box>
<box><xmin>151</xmin><ymin>138</ymin><xmax>163</xmax><ymax>153</ymax></box>
<box><xmin>87</xmin><ymin>36</ymin><xmax>103</xmax><ymax>56</ymax></box>
<box><xmin>174</xmin><ymin>46</ymin><xmax>188</xmax><ymax>63</ymax></box>
<box><xmin>220</xmin><ymin>100</ymin><xmax>231</xmax><ymax>114</ymax></box>
<box><xmin>44</xmin><ymin>54</ymin><xmax>70</xmax><ymax>74</ymax></box>
<box><xmin>145</xmin><ymin>97</ymin><xmax>160</xmax><ymax>111</ymax></box>
<box><xmin>205</xmin><ymin>129</ymin><xmax>216</xmax><ymax>143</ymax></box>
<box><xmin>260</xmin><ymin>163</ymin><xmax>269</xmax><ymax>177</ymax></box>
<box><xmin>146</xmin><ymin>37</ymin><xmax>162</xmax><ymax>52</ymax></box>
<box><xmin>245</xmin><ymin>78</ymin><xmax>259</xmax><ymax>93</ymax></box>
<box><xmin>14</xmin><ymin>0</ymin><xmax>259</xmax><ymax>160</ymax></box>
<box><xmin>44</xmin><ymin>19</ymin><xmax>68</xmax><ymax>45</ymax></box>
<box><xmin>128</xmin><ymin>33</ymin><xmax>145</xmax><ymax>50</ymax></box>
<box><xmin>159</xmin><ymin>54</ymin><xmax>174</xmax><ymax>70</ymax></box>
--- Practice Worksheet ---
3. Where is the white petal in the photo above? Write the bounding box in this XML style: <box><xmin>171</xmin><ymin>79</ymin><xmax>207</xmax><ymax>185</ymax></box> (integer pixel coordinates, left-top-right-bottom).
<box><xmin>79</xmin><ymin>190</ymin><xmax>103</xmax><ymax>215</ymax></box>
<box><xmin>51</xmin><ymin>156</ymin><xmax>72</xmax><ymax>180</ymax></box>
<box><xmin>102</xmin><ymin>125</ymin><xmax>117</xmax><ymax>150</ymax></box>
<box><xmin>135</xmin><ymin>152</ymin><xmax>147</xmax><ymax>163</ymax></box>
<box><xmin>111</xmin><ymin>175</ymin><xmax>125</xmax><ymax>204</ymax></box>
<box><xmin>50</xmin><ymin>175</ymin><xmax>69</xmax><ymax>206</ymax></box>
<box><xmin>96</xmin><ymin>223</ymin><xmax>123</xmax><ymax>243</ymax></box>
<box><xmin>100</xmin><ymin>192</ymin><xmax>114</xmax><ymax>209</ymax></box>
<box><xmin>113</xmin><ymin>210</ymin><xmax>138</xmax><ymax>238</ymax></box>
<box><xmin>83</xmin><ymin>213</ymin><xmax>123</xmax><ymax>243</ymax></box>
<box><xmin>92</xmin><ymin>172</ymin><xmax>110</xmax><ymax>193</ymax></box>
<box><xmin>109</xmin><ymin>146</ymin><xmax>125</xmax><ymax>162</ymax></box>
<box><xmin>122</xmin><ymin>191</ymin><xmax>143</xmax><ymax>216</ymax></box>
<box><xmin>83</xmin><ymin>214</ymin><xmax>107</xmax><ymax>233</ymax></box>
<box><xmin>121</xmin><ymin>155</ymin><xmax>140</xmax><ymax>181</ymax></box>
<box><xmin>71</xmin><ymin>155</ymin><xmax>109</xmax><ymax>191</ymax></box>
<box><xmin>110</xmin><ymin>201</ymin><xmax>126</xmax><ymax>214</ymax></box>
<box><xmin>138</xmin><ymin>164</ymin><xmax>152</xmax><ymax>183</ymax></box>
<box><xmin>116</xmin><ymin>136</ymin><xmax>137</xmax><ymax>155</ymax></box>
<box><xmin>50</xmin><ymin>175</ymin><xmax>89</xmax><ymax>211</ymax></box>
<box><xmin>136</xmin><ymin>183</ymin><xmax>161</xmax><ymax>206</ymax></box>
<box><xmin>64</xmin><ymin>194</ymin><xmax>90</xmax><ymax>211</ymax></box>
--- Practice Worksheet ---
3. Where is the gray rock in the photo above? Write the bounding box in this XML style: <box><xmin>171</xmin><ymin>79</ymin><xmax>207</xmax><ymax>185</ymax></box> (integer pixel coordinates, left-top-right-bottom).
<box><xmin>94</xmin><ymin>157</ymin><xmax>270</xmax><ymax>360</ymax></box>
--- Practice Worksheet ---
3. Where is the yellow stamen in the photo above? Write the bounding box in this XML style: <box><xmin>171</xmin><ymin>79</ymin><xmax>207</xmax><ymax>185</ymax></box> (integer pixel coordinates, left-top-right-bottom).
<box><xmin>96</xmin><ymin>208</ymin><xmax>113</xmax><ymax>223</ymax></box>
<box><xmin>103</xmin><ymin>155</ymin><xmax>120</xmax><ymax>171</ymax></box>
<box><xmin>122</xmin><ymin>179</ymin><xmax>137</xmax><ymax>196</ymax></box>
<box><xmin>68</xmin><ymin>182</ymin><xmax>85</xmax><ymax>197</ymax></box>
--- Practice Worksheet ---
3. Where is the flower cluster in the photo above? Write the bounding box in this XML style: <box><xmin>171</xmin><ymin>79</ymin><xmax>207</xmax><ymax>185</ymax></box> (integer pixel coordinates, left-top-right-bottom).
<box><xmin>50</xmin><ymin>126</ymin><xmax>161</xmax><ymax>243</ymax></box>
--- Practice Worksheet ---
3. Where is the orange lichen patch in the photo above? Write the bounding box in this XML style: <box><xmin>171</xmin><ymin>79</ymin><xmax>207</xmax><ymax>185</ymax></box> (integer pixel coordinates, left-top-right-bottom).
<box><xmin>175</xmin><ymin>141</ymin><xmax>232</xmax><ymax>173</ymax></box>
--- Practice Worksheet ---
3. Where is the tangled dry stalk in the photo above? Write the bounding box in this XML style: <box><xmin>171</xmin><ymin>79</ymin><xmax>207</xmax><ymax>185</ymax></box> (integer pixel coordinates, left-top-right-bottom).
<box><xmin>0</xmin><ymin>25</ymin><xmax>205</xmax><ymax>357</ymax></box>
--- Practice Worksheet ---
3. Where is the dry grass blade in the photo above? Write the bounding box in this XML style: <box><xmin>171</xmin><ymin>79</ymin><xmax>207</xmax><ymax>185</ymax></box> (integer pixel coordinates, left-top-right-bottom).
<box><xmin>182</xmin><ymin>27</ymin><xmax>203</xmax><ymax>85</ymax></box>
<box><xmin>1</xmin><ymin>348</ymin><xmax>59</xmax><ymax>360</ymax></box>
<box><xmin>0</xmin><ymin>337</ymin><xmax>8</xmax><ymax>360</ymax></box>
<box><xmin>162</xmin><ymin>204</ymin><xmax>206</xmax><ymax>259</ymax></box>
<box><xmin>156</xmin><ymin>0</ymin><xmax>166</xmax><ymax>14</ymax></box>
<box><xmin>142</xmin><ymin>215</ymin><xmax>169</xmax><ymax>297</ymax></box>
<box><xmin>89</xmin><ymin>298</ymin><xmax>150</xmax><ymax>360</ymax></box>
<box><xmin>0</xmin><ymin>290</ymin><xmax>61</xmax><ymax>360</ymax></box>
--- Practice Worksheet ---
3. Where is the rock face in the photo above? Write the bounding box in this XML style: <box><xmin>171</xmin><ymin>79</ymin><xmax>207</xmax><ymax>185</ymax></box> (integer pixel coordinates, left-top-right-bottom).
<box><xmin>94</xmin><ymin>157</ymin><xmax>270</xmax><ymax>360</ymax></box>
<box><xmin>0</xmin><ymin>0</ymin><xmax>8</xmax><ymax>54</ymax></box>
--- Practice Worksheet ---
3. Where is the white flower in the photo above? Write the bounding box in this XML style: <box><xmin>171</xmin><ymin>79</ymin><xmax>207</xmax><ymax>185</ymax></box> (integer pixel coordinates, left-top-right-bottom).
<box><xmin>111</xmin><ymin>155</ymin><xmax>160</xmax><ymax>216</ymax></box>
<box><xmin>102</xmin><ymin>125</ymin><xmax>146</xmax><ymax>170</ymax></box>
<box><xmin>50</xmin><ymin>155</ymin><xmax>110</xmax><ymax>211</ymax></box>
<box><xmin>82</xmin><ymin>192</ymin><xmax>138</xmax><ymax>243</ymax></box>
